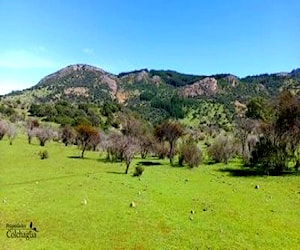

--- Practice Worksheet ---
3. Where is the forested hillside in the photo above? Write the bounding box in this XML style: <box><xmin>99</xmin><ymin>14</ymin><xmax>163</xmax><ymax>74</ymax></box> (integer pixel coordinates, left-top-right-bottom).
<box><xmin>1</xmin><ymin>64</ymin><xmax>300</xmax><ymax>128</ymax></box>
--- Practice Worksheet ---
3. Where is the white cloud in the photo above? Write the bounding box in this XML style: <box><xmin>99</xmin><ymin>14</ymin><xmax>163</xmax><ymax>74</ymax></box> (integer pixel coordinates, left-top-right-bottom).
<box><xmin>83</xmin><ymin>48</ymin><xmax>94</xmax><ymax>55</ymax></box>
<box><xmin>0</xmin><ymin>49</ymin><xmax>57</xmax><ymax>69</ymax></box>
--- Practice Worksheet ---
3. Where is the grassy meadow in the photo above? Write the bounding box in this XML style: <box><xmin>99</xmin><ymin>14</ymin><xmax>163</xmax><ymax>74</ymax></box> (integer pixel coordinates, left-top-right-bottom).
<box><xmin>0</xmin><ymin>135</ymin><xmax>299</xmax><ymax>249</ymax></box>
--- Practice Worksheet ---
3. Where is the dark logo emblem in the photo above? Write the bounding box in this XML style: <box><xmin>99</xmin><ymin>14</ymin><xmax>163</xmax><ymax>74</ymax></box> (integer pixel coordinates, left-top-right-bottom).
<box><xmin>6</xmin><ymin>222</ymin><xmax>38</xmax><ymax>240</ymax></box>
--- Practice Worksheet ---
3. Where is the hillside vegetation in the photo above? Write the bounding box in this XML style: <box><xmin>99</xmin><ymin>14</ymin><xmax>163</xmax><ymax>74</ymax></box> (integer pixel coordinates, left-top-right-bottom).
<box><xmin>2</xmin><ymin>65</ymin><xmax>300</xmax><ymax>127</ymax></box>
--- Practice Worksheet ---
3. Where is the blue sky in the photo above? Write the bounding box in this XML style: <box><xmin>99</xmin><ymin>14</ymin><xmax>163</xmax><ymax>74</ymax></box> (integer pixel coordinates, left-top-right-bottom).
<box><xmin>0</xmin><ymin>0</ymin><xmax>299</xmax><ymax>94</ymax></box>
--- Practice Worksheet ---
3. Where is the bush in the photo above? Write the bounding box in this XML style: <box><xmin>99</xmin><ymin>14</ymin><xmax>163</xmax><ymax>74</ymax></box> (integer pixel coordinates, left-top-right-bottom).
<box><xmin>250</xmin><ymin>136</ymin><xmax>288</xmax><ymax>175</ymax></box>
<box><xmin>0</xmin><ymin>120</ymin><xmax>8</xmax><ymax>140</ymax></box>
<box><xmin>207</xmin><ymin>134</ymin><xmax>235</xmax><ymax>164</ymax></box>
<box><xmin>133</xmin><ymin>166</ymin><xmax>145</xmax><ymax>177</ymax></box>
<box><xmin>248</xmin><ymin>91</ymin><xmax>300</xmax><ymax>174</ymax></box>
<box><xmin>179</xmin><ymin>141</ymin><xmax>202</xmax><ymax>168</ymax></box>
<box><xmin>38</xmin><ymin>150</ymin><xmax>49</xmax><ymax>160</ymax></box>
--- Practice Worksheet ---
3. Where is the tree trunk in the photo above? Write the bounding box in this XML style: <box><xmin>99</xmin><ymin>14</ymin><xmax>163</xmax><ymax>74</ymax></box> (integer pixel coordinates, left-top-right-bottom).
<box><xmin>125</xmin><ymin>162</ymin><xmax>130</xmax><ymax>174</ymax></box>
<box><xmin>81</xmin><ymin>145</ymin><xmax>86</xmax><ymax>158</ymax></box>
<box><xmin>141</xmin><ymin>151</ymin><xmax>147</xmax><ymax>159</ymax></box>
<box><xmin>169</xmin><ymin>141</ymin><xmax>174</xmax><ymax>165</ymax></box>
<box><xmin>295</xmin><ymin>159</ymin><xmax>300</xmax><ymax>171</ymax></box>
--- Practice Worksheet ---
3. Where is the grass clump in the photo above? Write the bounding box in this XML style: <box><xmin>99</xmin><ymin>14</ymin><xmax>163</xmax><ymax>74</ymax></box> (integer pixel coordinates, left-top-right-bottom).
<box><xmin>133</xmin><ymin>165</ymin><xmax>144</xmax><ymax>177</ymax></box>
<box><xmin>38</xmin><ymin>150</ymin><xmax>49</xmax><ymax>160</ymax></box>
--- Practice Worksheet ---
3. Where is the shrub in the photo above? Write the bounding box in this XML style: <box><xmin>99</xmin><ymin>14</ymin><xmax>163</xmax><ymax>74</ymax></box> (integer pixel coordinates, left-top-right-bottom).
<box><xmin>249</xmin><ymin>91</ymin><xmax>300</xmax><ymax>174</ymax></box>
<box><xmin>179</xmin><ymin>140</ymin><xmax>202</xmax><ymax>168</ymax></box>
<box><xmin>250</xmin><ymin>136</ymin><xmax>288</xmax><ymax>175</ymax></box>
<box><xmin>38</xmin><ymin>150</ymin><xmax>49</xmax><ymax>160</ymax></box>
<box><xmin>0</xmin><ymin>120</ymin><xmax>8</xmax><ymax>140</ymax></box>
<box><xmin>207</xmin><ymin>134</ymin><xmax>235</xmax><ymax>164</ymax></box>
<box><xmin>133</xmin><ymin>166</ymin><xmax>145</xmax><ymax>177</ymax></box>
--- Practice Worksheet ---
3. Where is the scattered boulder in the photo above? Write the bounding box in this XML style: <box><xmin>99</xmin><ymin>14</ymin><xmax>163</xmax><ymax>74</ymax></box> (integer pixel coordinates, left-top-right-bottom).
<box><xmin>81</xmin><ymin>198</ymin><xmax>87</xmax><ymax>205</ymax></box>
<box><xmin>130</xmin><ymin>201</ymin><xmax>136</xmax><ymax>208</ymax></box>
<box><xmin>255</xmin><ymin>185</ymin><xmax>259</xmax><ymax>189</ymax></box>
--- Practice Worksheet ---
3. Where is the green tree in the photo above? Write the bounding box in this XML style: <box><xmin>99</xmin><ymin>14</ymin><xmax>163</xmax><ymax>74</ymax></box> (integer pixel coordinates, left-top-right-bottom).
<box><xmin>154</xmin><ymin>120</ymin><xmax>184</xmax><ymax>165</ymax></box>
<box><xmin>76</xmin><ymin>125</ymin><xmax>99</xmax><ymax>158</ymax></box>
<box><xmin>250</xmin><ymin>90</ymin><xmax>300</xmax><ymax>174</ymax></box>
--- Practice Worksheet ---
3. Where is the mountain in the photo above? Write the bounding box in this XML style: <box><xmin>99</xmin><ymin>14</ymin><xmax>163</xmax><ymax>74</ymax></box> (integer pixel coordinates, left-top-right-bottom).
<box><xmin>3</xmin><ymin>64</ymin><xmax>300</xmax><ymax>127</ymax></box>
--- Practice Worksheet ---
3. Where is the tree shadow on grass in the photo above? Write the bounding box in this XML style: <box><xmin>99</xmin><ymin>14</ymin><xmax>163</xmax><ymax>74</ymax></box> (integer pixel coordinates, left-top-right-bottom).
<box><xmin>218</xmin><ymin>167</ymin><xmax>298</xmax><ymax>177</ymax></box>
<box><xmin>68</xmin><ymin>156</ymin><xmax>82</xmax><ymax>159</ymax></box>
<box><xmin>106</xmin><ymin>171</ymin><xmax>126</xmax><ymax>175</ymax></box>
<box><xmin>68</xmin><ymin>156</ymin><xmax>98</xmax><ymax>161</ymax></box>
<box><xmin>97</xmin><ymin>158</ymin><xmax>120</xmax><ymax>164</ymax></box>
<box><xmin>137</xmin><ymin>161</ymin><xmax>162</xmax><ymax>166</ymax></box>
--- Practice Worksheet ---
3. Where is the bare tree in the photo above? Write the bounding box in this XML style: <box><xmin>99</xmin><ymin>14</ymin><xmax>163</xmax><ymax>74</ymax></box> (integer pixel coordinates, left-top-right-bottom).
<box><xmin>119</xmin><ymin>113</ymin><xmax>154</xmax><ymax>158</ymax></box>
<box><xmin>89</xmin><ymin>131</ymin><xmax>101</xmax><ymax>151</ymax></box>
<box><xmin>35</xmin><ymin>126</ymin><xmax>53</xmax><ymax>147</ymax></box>
<box><xmin>154</xmin><ymin>141</ymin><xmax>169</xmax><ymax>159</ymax></box>
<box><xmin>207</xmin><ymin>134</ymin><xmax>235</xmax><ymax>164</ymax></box>
<box><xmin>7</xmin><ymin>123</ymin><xmax>17</xmax><ymax>145</ymax></box>
<box><xmin>139</xmin><ymin>133</ymin><xmax>155</xmax><ymax>159</ymax></box>
<box><xmin>234</xmin><ymin>117</ymin><xmax>259</xmax><ymax>163</ymax></box>
<box><xmin>103</xmin><ymin>132</ymin><xmax>124</xmax><ymax>161</ymax></box>
<box><xmin>123</xmin><ymin>136</ymin><xmax>139</xmax><ymax>174</ymax></box>
<box><xmin>103</xmin><ymin>131</ymin><xmax>139</xmax><ymax>174</ymax></box>
<box><xmin>61</xmin><ymin>125</ymin><xmax>76</xmax><ymax>146</ymax></box>
<box><xmin>26</xmin><ymin>119</ymin><xmax>39</xmax><ymax>144</ymax></box>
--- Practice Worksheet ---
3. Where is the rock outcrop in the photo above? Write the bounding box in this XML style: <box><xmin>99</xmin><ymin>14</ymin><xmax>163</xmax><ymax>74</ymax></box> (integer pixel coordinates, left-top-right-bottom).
<box><xmin>180</xmin><ymin>77</ymin><xmax>218</xmax><ymax>97</ymax></box>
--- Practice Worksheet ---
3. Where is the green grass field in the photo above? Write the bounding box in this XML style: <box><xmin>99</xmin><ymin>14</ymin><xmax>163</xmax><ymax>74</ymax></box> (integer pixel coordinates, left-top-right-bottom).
<box><xmin>0</xmin><ymin>136</ymin><xmax>299</xmax><ymax>249</ymax></box>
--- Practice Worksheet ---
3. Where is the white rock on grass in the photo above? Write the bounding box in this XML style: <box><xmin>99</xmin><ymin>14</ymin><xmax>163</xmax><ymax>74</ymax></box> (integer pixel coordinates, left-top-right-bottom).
<box><xmin>81</xmin><ymin>198</ymin><xmax>87</xmax><ymax>205</ymax></box>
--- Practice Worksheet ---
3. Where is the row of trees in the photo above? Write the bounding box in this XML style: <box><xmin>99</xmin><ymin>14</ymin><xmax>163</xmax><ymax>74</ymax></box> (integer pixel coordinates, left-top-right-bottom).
<box><xmin>0</xmin><ymin>115</ymin><xmax>203</xmax><ymax>173</ymax></box>
<box><xmin>0</xmin><ymin>90</ymin><xmax>299</xmax><ymax>175</ymax></box>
